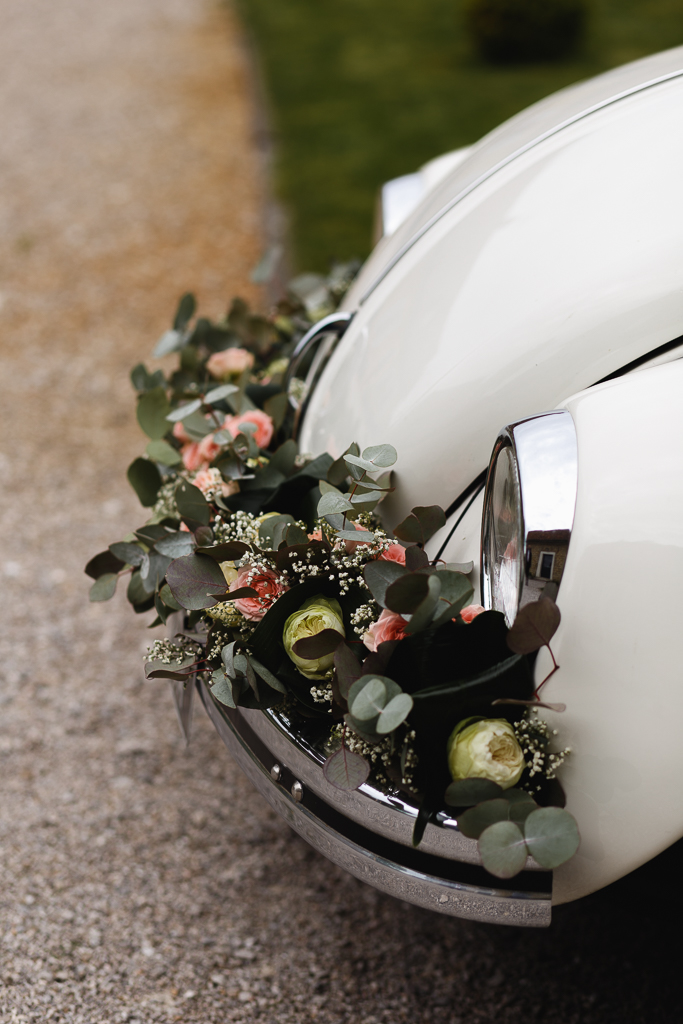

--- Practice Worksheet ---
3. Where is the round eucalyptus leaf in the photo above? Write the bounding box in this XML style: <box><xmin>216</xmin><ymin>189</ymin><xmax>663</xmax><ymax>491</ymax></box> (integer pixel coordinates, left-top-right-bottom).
<box><xmin>478</xmin><ymin>821</ymin><xmax>528</xmax><ymax>879</ymax></box>
<box><xmin>350</xmin><ymin>678</ymin><xmax>387</xmax><ymax>721</ymax></box>
<box><xmin>376</xmin><ymin>692</ymin><xmax>413</xmax><ymax>734</ymax></box>
<box><xmin>524</xmin><ymin>807</ymin><xmax>580</xmax><ymax>868</ymax></box>
<box><xmin>458</xmin><ymin>798</ymin><xmax>511</xmax><ymax>840</ymax></box>
<box><xmin>444</xmin><ymin>777</ymin><xmax>503</xmax><ymax>807</ymax></box>
<box><xmin>323</xmin><ymin>747</ymin><xmax>370</xmax><ymax>791</ymax></box>
<box><xmin>89</xmin><ymin>573</ymin><xmax>118</xmax><ymax>603</ymax></box>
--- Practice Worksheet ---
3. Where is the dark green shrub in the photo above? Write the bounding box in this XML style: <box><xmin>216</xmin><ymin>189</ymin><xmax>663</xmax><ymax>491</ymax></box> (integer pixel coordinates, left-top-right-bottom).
<box><xmin>465</xmin><ymin>0</ymin><xmax>588</xmax><ymax>63</ymax></box>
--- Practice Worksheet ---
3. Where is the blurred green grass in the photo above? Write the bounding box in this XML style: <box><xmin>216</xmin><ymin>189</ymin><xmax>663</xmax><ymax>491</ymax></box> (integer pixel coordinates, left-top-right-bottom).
<box><xmin>236</xmin><ymin>0</ymin><xmax>683</xmax><ymax>270</ymax></box>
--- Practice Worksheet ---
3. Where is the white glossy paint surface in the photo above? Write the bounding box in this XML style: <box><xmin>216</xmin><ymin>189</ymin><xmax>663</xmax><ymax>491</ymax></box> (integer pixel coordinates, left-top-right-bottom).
<box><xmin>301</xmin><ymin>75</ymin><xmax>683</xmax><ymax>528</ymax></box>
<box><xmin>347</xmin><ymin>45</ymin><xmax>683</xmax><ymax>307</ymax></box>
<box><xmin>540</xmin><ymin>360</ymin><xmax>683</xmax><ymax>902</ymax></box>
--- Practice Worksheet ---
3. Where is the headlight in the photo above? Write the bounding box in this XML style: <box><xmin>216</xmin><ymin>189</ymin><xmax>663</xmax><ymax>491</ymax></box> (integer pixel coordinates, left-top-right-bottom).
<box><xmin>481</xmin><ymin>410</ymin><xmax>578</xmax><ymax>624</ymax></box>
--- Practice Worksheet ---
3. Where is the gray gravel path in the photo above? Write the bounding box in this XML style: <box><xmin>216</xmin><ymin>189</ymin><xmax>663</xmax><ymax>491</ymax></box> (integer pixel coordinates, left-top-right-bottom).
<box><xmin>1</xmin><ymin>2</ymin><xmax>682</xmax><ymax>1022</ymax></box>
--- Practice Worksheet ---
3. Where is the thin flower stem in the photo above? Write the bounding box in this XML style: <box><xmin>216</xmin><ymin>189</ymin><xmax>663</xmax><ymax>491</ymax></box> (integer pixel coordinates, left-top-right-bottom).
<box><xmin>534</xmin><ymin>642</ymin><xmax>559</xmax><ymax>697</ymax></box>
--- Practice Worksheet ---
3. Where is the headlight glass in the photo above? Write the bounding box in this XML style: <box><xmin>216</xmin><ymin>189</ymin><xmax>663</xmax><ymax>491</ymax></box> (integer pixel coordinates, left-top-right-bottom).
<box><xmin>480</xmin><ymin>410</ymin><xmax>578</xmax><ymax>625</ymax></box>
<box><xmin>483</xmin><ymin>443</ymin><xmax>524</xmax><ymax>625</ymax></box>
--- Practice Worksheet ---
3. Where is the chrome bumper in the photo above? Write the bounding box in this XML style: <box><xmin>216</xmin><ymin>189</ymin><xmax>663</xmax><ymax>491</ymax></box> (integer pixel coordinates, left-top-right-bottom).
<box><xmin>197</xmin><ymin>680</ymin><xmax>552</xmax><ymax>927</ymax></box>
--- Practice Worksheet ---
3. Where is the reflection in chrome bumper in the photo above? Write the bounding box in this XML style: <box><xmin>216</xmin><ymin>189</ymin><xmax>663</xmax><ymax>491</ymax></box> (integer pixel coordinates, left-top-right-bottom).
<box><xmin>198</xmin><ymin>681</ymin><xmax>552</xmax><ymax>927</ymax></box>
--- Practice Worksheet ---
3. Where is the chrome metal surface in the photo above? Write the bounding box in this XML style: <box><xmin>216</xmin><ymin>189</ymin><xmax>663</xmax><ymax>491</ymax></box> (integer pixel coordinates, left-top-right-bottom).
<box><xmin>270</xmin><ymin>763</ymin><xmax>282</xmax><ymax>782</ymax></box>
<box><xmin>284</xmin><ymin>312</ymin><xmax>353</xmax><ymax>438</ymax></box>
<box><xmin>358</xmin><ymin>67</ymin><xmax>683</xmax><ymax>306</ymax></box>
<box><xmin>291</xmin><ymin>780</ymin><xmax>304</xmax><ymax>802</ymax></box>
<box><xmin>199</xmin><ymin>680</ymin><xmax>552</xmax><ymax>926</ymax></box>
<box><xmin>481</xmin><ymin>410</ymin><xmax>578</xmax><ymax>622</ymax></box>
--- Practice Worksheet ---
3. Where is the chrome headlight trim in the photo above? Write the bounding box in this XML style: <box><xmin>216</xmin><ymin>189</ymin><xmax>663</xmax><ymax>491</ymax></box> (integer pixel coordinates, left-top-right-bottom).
<box><xmin>481</xmin><ymin>410</ymin><xmax>578</xmax><ymax>623</ymax></box>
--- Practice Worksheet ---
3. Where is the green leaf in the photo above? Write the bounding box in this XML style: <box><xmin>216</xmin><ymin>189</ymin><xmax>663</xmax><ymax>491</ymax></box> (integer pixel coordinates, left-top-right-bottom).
<box><xmin>430</xmin><ymin>570</ymin><xmax>475</xmax><ymax>629</ymax></box>
<box><xmin>145</xmin><ymin>439</ymin><xmax>182</xmax><ymax>466</ymax></box>
<box><xmin>204</xmin><ymin>383</ymin><xmax>239</xmax><ymax>403</ymax></box>
<box><xmin>127</xmin><ymin>458</ymin><xmax>162</xmax><ymax>507</ymax></box>
<box><xmin>385</xmin><ymin>572</ymin><xmax>431</xmax><ymax>615</ymax></box>
<box><xmin>334</xmin><ymin>643</ymin><xmax>362</xmax><ymax>700</ymax></box>
<box><xmin>159</xmin><ymin>583</ymin><xmax>182</xmax><ymax>611</ymax></box>
<box><xmin>327</xmin><ymin>442</ymin><xmax>358</xmax><ymax>487</ymax></box>
<box><xmin>249</xmin><ymin>656</ymin><xmax>287</xmax><ymax>694</ymax></box>
<box><xmin>181</xmin><ymin>411</ymin><xmax>214</xmax><ymax>440</ymax></box>
<box><xmin>175</xmin><ymin>481</ymin><xmax>210</xmax><ymax>526</ymax></box>
<box><xmin>263</xmin><ymin>391</ymin><xmax>289</xmax><ymax>430</ymax></box>
<box><xmin>360</xmin><ymin>443</ymin><xmax>397</xmax><ymax>468</ymax></box>
<box><xmin>154</xmin><ymin>531</ymin><xmax>196</xmax><ymax>558</ymax></box>
<box><xmin>166</xmin><ymin>398</ymin><xmax>203</xmax><ymax>423</ymax></box>
<box><xmin>403</xmin><ymin>574</ymin><xmax>442</xmax><ymax>634</ymax></box>
<box><xmin>197</xmin><ymin>541</ymin><xmax>250</xmax><ymax>561</ymax></box>
<box><xmin>258</xmin><ymin>513</ymin><xmax>295</xmax><ymax>549</ymax></box>
<box><xmin>444</xmin><ymin>778</ymin><xmax>504</xmax><ymax>807</ymax></box>
<box><xmin>108</xmin><ymin>542</ymin><xmax>145</xmax><ymax>567</ymax></box>
<box><xmin>376</xmin><ymin>692</ymin><xmax>413</xmax><ymax>734</ymax></box>
<box><xmin>363</xmin><ymin>560</ymin><xmax>407</xmax><ymax>607</ymax></box>
<box><xmin>506</xmin><ymin>597</ymin><xmax>561</xmax><ymax>654</ymax></box>
<box><xmin>457</xmin><ymin>799</ymin><xmax>511</xmax><ymax>839</ymax></box>
<box><xmin>137</xmin><ymin>387</ymin><xmax>171</xmax><ymax>439</ymax></box>
<box><xmin>350</xmin><ymin>678</ymin><xmax>387</xmax><ymax>721</ymax></box>
<box><xmin>393</xmin><ymin>505</ymin><xmax>446</xmax><ymax>546</ymax></box>
<box><xmin>292</xmin><ymin>628</ymin><xmax>344</xmax><ymax>659</ymax></box>
<box><xmin>89</xmin><ymin>573</ymin><xmax>118</xmax><ymax>602</ymax></box>
<box><xmin>211</xmin><ymin>669</ymin><xmax>237</xmax><ymax>708</ymax></box>
<box><xmin>318</xmin><ymin>491</ymin><xmax>354</xmax><ymax>516</ymax></box>
<box><xmin>85</xmin><ymin>550</ymin><xmax>125</xmax><ymax>580</ymax></box>
<box><xmin>524</xmin><ymin>807</ymin><xmax>580</xmax><ymax>868</ymax></box>
<box><xmin>173</xmin><ymin>291</ymin><xmax>196</xmax><ymax>331</ymax></box>
<box><xmin>335</xmin><ymin>529</ymin><xmax>375</xmax><ymax>542</ymax></box>
<box><xmin>165</xmin><ymin>554</ymin><xmax>228</xmax><ymax>610</ymax></box>
<box><xmin>285</xmin><ymin>524</ymin><xmax>309</xmax><ymax>546</ymax></box>
<box><xmin>131</xmin><ymin>363</ymin><xmax>164</xmax><ymax>392</ymax></box>
<box><xmin>478</xmin><ymin>821</ymin><xmax>528</xmax><ymax>878</ymax></box>
<box><xmin>323</xmin><ymin>746</ymin><xmax>370</xmax><ymax>791</ymax></box>
<box><xmin>350</xmin><ymin>490</ymin><xmax>383</xmax><ymax>505</ymax></box>
<box><xmin>153</xmin><ymin>329</ymin><xmax>184</xmax><ymax>358</ymax></box>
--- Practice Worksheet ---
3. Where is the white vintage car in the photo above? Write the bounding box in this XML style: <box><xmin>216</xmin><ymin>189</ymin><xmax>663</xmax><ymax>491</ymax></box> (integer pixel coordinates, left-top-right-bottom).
<box><xmin>198</xmin><ymin>44</ymin><xmax>683</xmax><ymax>926</ymax></box>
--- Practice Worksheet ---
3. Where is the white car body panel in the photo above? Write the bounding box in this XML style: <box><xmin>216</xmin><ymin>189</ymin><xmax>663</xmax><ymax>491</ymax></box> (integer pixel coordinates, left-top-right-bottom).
<box><xmin>301</xmin><ymin>66</ymin><xmax>683</xmax><ymax>523</ymax></box>
<box><xmin>299</xmin><ymin>46</ymin><xmax>683</xmax><ymax>903</ymax></box>
<box><xmin>547</xmin><ymin>360</ymin><xmax>683</xmax><ymax>902</ymax></box>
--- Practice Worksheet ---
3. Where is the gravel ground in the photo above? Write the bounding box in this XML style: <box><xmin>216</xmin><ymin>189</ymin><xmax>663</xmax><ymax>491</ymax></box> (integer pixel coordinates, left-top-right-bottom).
<box><xmin>1</xmin><ymin>2</ymin><xmax>683</xmax><ymax>1022</ymax></box>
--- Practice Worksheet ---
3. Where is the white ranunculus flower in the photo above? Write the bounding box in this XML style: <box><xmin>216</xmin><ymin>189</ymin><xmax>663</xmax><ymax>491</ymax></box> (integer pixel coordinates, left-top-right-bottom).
<box><xmin>447</xmin><ymin>718</ymin><xmax>525</xmax><ymax>789</ymax></box>
<box><xmin>283</xmin><ymin>595</ymin><xmax>345</xmax><ymax>679</ymax></box>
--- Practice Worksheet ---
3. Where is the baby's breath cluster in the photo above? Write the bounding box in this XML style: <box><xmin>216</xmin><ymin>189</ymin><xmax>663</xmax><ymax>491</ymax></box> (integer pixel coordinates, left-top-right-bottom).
<box><xmin>350</xmin><ymin>603</ymin><xmax>379</xmax><ymax>637</ymax></box>
<box><xmin>213</xmin><ymin>510</ymin><xmax>261</xmax><ymax>546</ymax></box>
<box><xmin>145</xmin><ymin>637</ymin><xmax>198</xmax><ymax>665</ymax></box>
<box><xmin>151</xmin><ymin>479</ymin><xmax>180</xmax><ymax>521</ymax></box>
<box><xmin>514</xmin><ymin>711</ymin><xmax>571</xmax><ymax>792</ymax></box>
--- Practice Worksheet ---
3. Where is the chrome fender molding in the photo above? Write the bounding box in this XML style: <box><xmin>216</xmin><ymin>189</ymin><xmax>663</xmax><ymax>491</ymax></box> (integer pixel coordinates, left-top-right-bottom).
<box><xmin>198</xmin><ymin>680</ymin><xmax>552</xmax><ymax>927</ymax></box>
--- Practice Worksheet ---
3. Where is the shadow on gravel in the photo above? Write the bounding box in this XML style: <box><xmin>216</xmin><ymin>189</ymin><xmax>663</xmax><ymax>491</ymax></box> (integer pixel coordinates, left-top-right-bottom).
<box><xmin>383</xmin><ymin>838</ymin><xmax>683</xmax><ymax>1023</ymax></box>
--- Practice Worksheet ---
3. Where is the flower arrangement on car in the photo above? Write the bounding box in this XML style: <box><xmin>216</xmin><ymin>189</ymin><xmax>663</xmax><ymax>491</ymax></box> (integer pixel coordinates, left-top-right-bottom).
<box><xmin>86</xmin><ymin>287</ymin><xmax>579</xmax><ymax>881</ymax></box>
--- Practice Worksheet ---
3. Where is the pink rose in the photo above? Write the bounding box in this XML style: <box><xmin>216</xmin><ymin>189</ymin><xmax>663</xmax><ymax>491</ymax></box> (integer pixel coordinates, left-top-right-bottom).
<box><xmin>363</xmin><ymin>609</ymin><xmax>409</xmax><ymax>652</ymax></box>
<box><xmin>181</xmin><ymin>442</ymin><xmax>204</xmax><ymax>472</ymax></box>
<box><xmin>379</xmin><ymin>543</ymin><xmax>406</xmax><ymax>564</ymax></box>
<box><xmin>172</xmin><ymin>420</ymin><xmax>191</xmax><ymax>444</ymax></box>
<box><xmin>308</xmin><ymin>529</ymin><xmax>324</xmax><ymax>542</ymax></box>
<box><xmin>223</xmin><ymin>409</ymin><xmax>274</xmax><ymax>450</ymax></box>
<box><xmin>230</xmin><ymin>562</ymin><xmax>288</xmax><ymax>621</ymax></box>
<box><xmin>206</xmin><ymin>348</ymin><xmax>255</xmax><ymax>380</ymax></box>
<box><xmin>460</xmin><ymin>604</ymin><xmax>485</xmax><ymax>624</ymax></box>
<box><xmin>197</xmin><ymin>432</ymin><xmax>221</xmax><ymax>464</ymax></box>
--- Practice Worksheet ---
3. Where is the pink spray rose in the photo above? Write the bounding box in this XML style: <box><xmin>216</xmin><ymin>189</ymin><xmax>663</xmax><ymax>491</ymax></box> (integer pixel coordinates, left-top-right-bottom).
<box><xmin>460</xmin><ymin>604</ymin><xmax>485</xmax><ymax>624</ymax></box>
<box><xmin>363</xmin><ymin>609</ymin><xmax>410</xmax><ymax>652</ymax></box>
<box><xmin>206</xmin><ymin>347</ymin><xmax>255</xmax><ymax>380</ymax></box>
<box><xmin>230</xmin><ymin>562</ymin><xmax>288</xmax><ymax>621</ymax></box>
<box><xmin>223</xmin><ymin>409</ymin><xmax>274</xmax><ymax>450</ymax></box>
<box><xmin>379</xmin><ymin>543</ymin><xmax>406</xmax><ymax>564</ymax></box>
